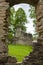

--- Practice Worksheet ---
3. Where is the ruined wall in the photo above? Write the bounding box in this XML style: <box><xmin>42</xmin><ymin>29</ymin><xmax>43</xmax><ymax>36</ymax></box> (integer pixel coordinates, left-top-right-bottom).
<box><xmin>0</xmin><ymin>0</ymin><xmax>43</xmax><ymax>65</ymax></box>
<box><xmin>21</xmin><ymin>1</ymin><xmax>43</xmax><ymax>65</ymax></box>
<box><xmin>0</xmin><ymin>1</ymin><xmax>9</xmax><ymax>62</ymax></box>
<box><xmin>0</xmin><ymin>0</ymin><xmax>9</xmax><ymax>45</ymax></box>
<box><xmin>14</xmin><ymin>27</ymin><xmax>32</xmax><ymax>45</ymax></box>
<box><xmin>36</xmin><ymin>0</ymin><xmax>43</xmax><ymax>45</ymax></box>
<box><xmin>0</xmin><ymin>1</ymin><xmax>17</xmax><ymax>64</ymax></box>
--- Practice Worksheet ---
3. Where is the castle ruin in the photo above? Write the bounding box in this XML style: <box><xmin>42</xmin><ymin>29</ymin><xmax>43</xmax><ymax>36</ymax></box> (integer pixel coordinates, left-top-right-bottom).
<box><xmin>14</xmin><ymin>26</ymin><xmax>32</xmax><ymax>45</ymax></box>
<box><xmin>0</xmin><ymin>0</ymin><xmax>43</xmax><ymax>65</ymax></box>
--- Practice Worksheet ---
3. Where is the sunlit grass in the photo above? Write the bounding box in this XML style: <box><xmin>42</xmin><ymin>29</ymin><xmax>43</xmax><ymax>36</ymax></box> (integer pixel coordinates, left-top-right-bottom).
<box><xmin>8</xmin><ymin>44</ymin><xmax>33</xmax><ymax>62</ymax></box>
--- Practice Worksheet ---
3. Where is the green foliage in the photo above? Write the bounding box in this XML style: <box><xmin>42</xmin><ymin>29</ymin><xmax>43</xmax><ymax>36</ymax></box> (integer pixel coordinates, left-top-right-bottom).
<box><xmin>9</xmin><ymin>7</ymin><xmax>15</xmax><ymax>25</ymax></box>
<box><xmin>7</xmin><ymin>32</ymin><xmax>13</xmax><ymax>40</ymax></box>
<box><xmin>29</xmin><ymin>5</ymin><xmax>38</xmax><ymax>39</ymax></box>
<box><xmin>8</xmin><ymin>7</ymin><xmax>15</xmax><ymax>43</ymax></box>
<box><xmin>8</xmin><ymin>44</ymin><xmax>33</xmax><ymax>62</ymax></box>
<box><xmin>29</xmin><ymin>5</ymin><xmax>36</xmax><ymax>33</ymax></box>
<box><xmin>8</xmin><ymin>7</ymin><xmax>27</xmax><ymax>43</ymax></box>
<box><xmin>29</xmin><ymin>5</ymin><xmax>36</xmax><ymax>18</ymax></box>
<box><xmin>15</xmin><ymin>8</ymin><xmax>27</xmax><ymax>25</ymax></box>
<box><xmin>9</xmin><ymin>7</ymin><xmax>27</xmax><ymax>31</ymax></box>
<box><xmin>29</xmin><ymin>5</ymin><xmax>36</xmax><ymax>24</ymax></box>
<box><xmin>14</xmin><ymin>8</ymin><xmax>27</xmax><ymax>31</ymax></box>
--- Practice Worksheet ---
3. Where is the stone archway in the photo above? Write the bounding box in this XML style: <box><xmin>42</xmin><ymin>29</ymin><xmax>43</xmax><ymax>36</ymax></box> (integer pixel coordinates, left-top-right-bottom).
<box><xmin>0</xmin><ymin>0</ymin><xmax>43</xmax><ymax>65</ymax></box>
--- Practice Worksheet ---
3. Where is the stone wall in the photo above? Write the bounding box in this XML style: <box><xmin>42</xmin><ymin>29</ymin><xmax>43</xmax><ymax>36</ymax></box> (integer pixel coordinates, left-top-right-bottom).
<box><xmin>0</xmin><ymin>0</ymin><xmax>17</xmax><ymax>65</ymax></box>
<box><xmin>13</xmin><ymin>26</ymin><xmax>32</xmax><ymax>45</ymax></box>
<box><xmin>21</xmin><ymin>1</ymin><xmax>43</xmax><ymax>65</ymax></box>
<box><xmin>22</xmin><ymin>43</ymin><xmax>43</xmax><ymax>65</ymax></box>
<box><xmin>0</xmin><ymin>0</ymin><xmax>43</xmax><ymax>65</ymax></box>
<box><xmin>0</xmin><ymin>1</ymin><xmax>9</xmax><ymax>63</ymax></box>
<box><xmin>35</xmin><ymin>0</ymin><xmax>43</xmax><ymax>45</ymax></box>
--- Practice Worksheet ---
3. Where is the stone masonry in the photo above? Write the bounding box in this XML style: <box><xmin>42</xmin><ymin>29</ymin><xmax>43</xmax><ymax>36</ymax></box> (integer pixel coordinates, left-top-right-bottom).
<box><xmin>36</xmin><ymin>0</ymin><xmax>43</xmax><ymax>45</ymax></box>
<box><xmin>0</xmin><ymin>0</ymin><xmax>17</xmax><ymax>65</ymax></box>
<box><xmin>13</xmin><ymin>26</ymin><xmax>32</xmax><ymax>45</ymax></box>
<box><xmin>22</xmin><ymin>0</ymin><xmax>43</xmax><ymax>65</ymax></box>
<box><xmin>0</xmin><ymin>0</ymin><xmax>43</xmax><ymax>65</ymax></box>
<box><xmin>0</xmin><ymin>0</ymin><xmax>9</xmax><ymax>63</ymax></box>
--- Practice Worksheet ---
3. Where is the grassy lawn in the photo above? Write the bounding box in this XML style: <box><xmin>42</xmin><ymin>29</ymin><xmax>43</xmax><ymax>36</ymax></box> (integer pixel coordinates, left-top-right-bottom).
<box><xmin>8</xmin><ymin>44</ymin><xmax>33</xmax><ymax>62</ymax></box>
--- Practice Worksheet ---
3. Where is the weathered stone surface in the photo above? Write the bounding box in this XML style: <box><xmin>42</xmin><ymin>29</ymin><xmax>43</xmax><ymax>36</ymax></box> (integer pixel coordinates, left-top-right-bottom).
<box><xmin>22</xmin><ymin>43</ymin><xmax>43</xmax><ymax>65</ymax></box>
<box><xmin>0</xmin><ymin>1</ymin><xmax>9</xmax><ymax>63</ymax></box>
<box><xmin>6</xmin><ymin>0</ymin><xmax>38</xmax><ymax>6</ymax></box>
<box><xmin>0</xmin><ymin>43</ymin><xmax>8</xmax><ymax>63</ymax></box>
<box><xmin>4</xmin><ymin>56</ymin><xmax>17</xmax><ymax>65</ymax></box>
<box><xmin>7</xmin><ymin>56</ymin><xmax>17</xmax><ymax>63</ymax></box>
<box><xmin>16</xmin><ymin>62</ymin><xmax>21</xmax><ymax>65</ymax></box>
<box><xmin>35</xmin><ymin>0</ymin><xmax>43</xmax><ymax>45</ymax></box>
<box><xmin>0</xmin><ymin>0</ymin><xmax>43</xmax><ymax>65</ymax></box>
<box><xmin>0</xmin><ymin>42</ymin><xmax>17</xmax><ymax>64</ymax></box>
<box><xmin>13</xmin><ymin>26</ymin><xmax>32</xmax><ymax>45</ymax></box>
<box><xmin>0</xmin><ymin>56</ymin><xmax>17</xmax><ymax>65</ymax></box>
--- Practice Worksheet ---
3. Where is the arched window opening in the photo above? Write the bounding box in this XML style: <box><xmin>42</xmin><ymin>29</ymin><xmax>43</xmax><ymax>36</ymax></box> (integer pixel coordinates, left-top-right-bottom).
<box><xmin>7</xmin><ymin>3</ymin><xmax>38</xmax><ymax>62</ymax></box>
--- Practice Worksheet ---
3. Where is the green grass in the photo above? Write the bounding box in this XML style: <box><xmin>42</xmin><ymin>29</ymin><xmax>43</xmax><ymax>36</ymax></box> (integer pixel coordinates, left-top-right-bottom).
<box><xmin>8</xmin><ymin>44</ymin><xmax>33</xmax><ymax>62</ymax></box>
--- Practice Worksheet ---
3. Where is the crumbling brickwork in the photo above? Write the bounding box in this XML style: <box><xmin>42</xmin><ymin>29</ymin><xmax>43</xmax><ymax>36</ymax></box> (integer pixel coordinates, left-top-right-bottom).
<box><xmin>0</xmin><ymin>0</ymin><xmax>9</xmax><ymax>63</ymax></box>
<box><xmin>21</xmin><ymin>0</ymin><xmax>43</xmax><ymax>65</ymax></box>
<box><xmin>0</xmin><ymin>0</ymin><xmax>43</xmax><ymax>65</ymax></box>
<box><xmin>36</xmin><ymin>0</ymin><xmax>43</xmax><ymax>45</ymax></box>
<box><xmin>0</xmin><ymin>0</ymin><xmax>17</xmax><ymax>65</ymax></box>
<box><xmin>22</xmin><ymin>43</ymin><xmax>43</xmax><ymax>65</ymax></box>
<box><xmin>13</xmin><ymin>26</ymin><xmax>32</xmax><ymax>45</ymax></box>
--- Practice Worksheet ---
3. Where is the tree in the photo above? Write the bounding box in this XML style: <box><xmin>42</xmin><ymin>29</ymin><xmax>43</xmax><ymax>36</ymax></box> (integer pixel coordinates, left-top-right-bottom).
<box><xmin>9</xmin><ymin>7</ymin><xmax>27</xmax><ymax>33</ymax></box>
<box><xmin>29</xmin><ymin>5</ymin><xmax>38</xmax><ymax>40</ymax></box>
<box><xmin>8</xmin><ymin>7</ymin><xmax>27</xmax><ymax>43</ymax></box>
<box><xmin>7</xmin><ymin>7</ymin><xmax>15</xmax><ymax>43</ymax></box>
<box><xmin>29</xmin><ymin>5</ymin><xmax>36</xmax><ymax>24</ymax></box>
<box><xmin>14</xmin><ymin>8</ymin><xmax>27</xmax><ymax>31</ymax></box>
